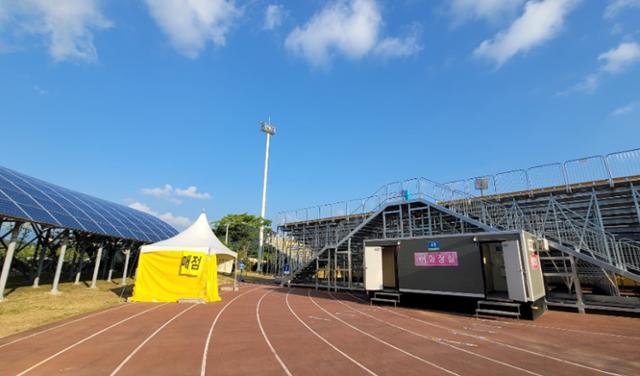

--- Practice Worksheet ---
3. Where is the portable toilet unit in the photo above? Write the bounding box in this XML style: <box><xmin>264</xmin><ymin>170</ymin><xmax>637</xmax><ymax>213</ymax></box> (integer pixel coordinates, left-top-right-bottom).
<box><xmin>364</xmin><ymin>230</ymin><xmax>547</xmax><ymax>320</ymax></box>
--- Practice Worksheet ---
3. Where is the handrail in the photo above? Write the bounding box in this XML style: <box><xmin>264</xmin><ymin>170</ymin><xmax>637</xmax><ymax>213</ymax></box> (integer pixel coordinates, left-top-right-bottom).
<box><xmin>447</xmin><ymin>148</ymin><xmax>640</xmax><ymax>196</ymax></box>
<box><xmin>278</xmin><ymin>175</ymin><xmax>640</xmax><ymax>276</ymax></box>
<box><xmin>279</xmin><ymin>148</ymin><xmax>640</xmax><ymax>224</ymax></box>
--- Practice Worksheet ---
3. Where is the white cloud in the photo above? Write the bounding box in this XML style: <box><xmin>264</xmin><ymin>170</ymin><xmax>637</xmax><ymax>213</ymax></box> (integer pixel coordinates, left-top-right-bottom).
<box><xmin>142</xmin><ymin>184</ymin><xmax>211</xmax><ymax>203</ymax></box>
<box><xmin>604</xmin><ymin>0</ymin><xmax>640</xmax><ymax>19</ymax></box>
<box><xmin>373</xmin><ymin>26</ymin><xmax>422</xmax><ymax>58</ymax></box>
<box><xmin>128</xmin><ymin>201</ymin><xmax>154</xmax><ymax>213</ymax></box>
<box><xmin>157</xmin><ymin>212</ymin><xmax>191</xmax><ymax>228</ymax></box>
<box><xmin>0</xmin><ymin>0</ymin><xmax>111</xmax><ymax>62</ymax></box>
<box><xmin>284</xmin><ymin>0</ymin><xmax>420</xmax><ymax>67</ymax></box>
<box><xmin>264</xmin><ymin>4</ymin><xmax>285</xmax><ymax>30</ymax></box>
<box><xmin>610</xmin><ymin>101</ymin><xmax>639</xmax><ymax>116</ymax></box>
<box><xmin>474</xmin><ymin>0</ymin><xmax>579</xmax><ymax>67</ymax></box>
<box><xmin>560</xmin><ymin>41</ymin><xmax>640</xmax><ymax>95</ymax></box>
<box><xmin>145</xmin><ymin>0</ymin><xmax>240</xmax><ymax>58</ymax></box>
<box><xmin>560</xmin><ymin>73</ymin><xmax>599</xmax><ymax>95</ymax></box>
<box><xmin>142</xmin><ymin>184</ymin><xmax>174</xmax><ymax>198</ymax></box>
<box><xmin>449</xmin><ymin>0</ymin><xmax>526</xmax><ymax>24</ymax></box>
<box><xmin>128</xmin><ymin>201</ymin><xmax>191</xmax><ymax>229</ymax></box>
<box><xmin>598</xmin><ymin>41</ymin><xmax>640</xmax><ymax>73</ymax></box>
<box><xmin>175</xmin><ymin>186</ymin><xmax>212</xmax><ymax>200</ymax></box>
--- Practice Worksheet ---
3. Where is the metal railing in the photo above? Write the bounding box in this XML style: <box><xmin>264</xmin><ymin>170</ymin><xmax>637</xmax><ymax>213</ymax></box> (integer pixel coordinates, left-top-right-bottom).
<box><xmin>279</xmin><ymin>176</ymin><xmax>640</xmax><ymax>277</ymax></box>
<box><xmin>444</xmin><ymin>148</ymin><xmax>640</xmax><ymax>196</ymax></box>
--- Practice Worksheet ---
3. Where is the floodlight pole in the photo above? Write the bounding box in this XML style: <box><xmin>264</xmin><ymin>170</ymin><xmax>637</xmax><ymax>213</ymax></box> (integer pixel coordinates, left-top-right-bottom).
<box><xmin>257</xmin><ymin>120</ymin><xmax>276</xmax><ymax>273</ymax></box>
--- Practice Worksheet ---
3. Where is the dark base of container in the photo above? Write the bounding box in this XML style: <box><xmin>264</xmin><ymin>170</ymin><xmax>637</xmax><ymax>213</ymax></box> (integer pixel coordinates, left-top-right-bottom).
<box><xmin>520</xmin><ymin>297</ymin><xmax>547</xmax><ymax>320</ymax></box>
<box><xmin>373</xmin><ymin>290</ymin><xmax>547</xmax><ymax>320</ymax></box>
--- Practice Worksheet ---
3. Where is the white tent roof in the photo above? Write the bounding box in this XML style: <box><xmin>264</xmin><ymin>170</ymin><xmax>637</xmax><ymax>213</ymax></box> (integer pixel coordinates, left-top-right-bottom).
<box><xmin>140</xmin><ymin>212</ymin><xmax>237</xmax><ymax>258</ymax></box>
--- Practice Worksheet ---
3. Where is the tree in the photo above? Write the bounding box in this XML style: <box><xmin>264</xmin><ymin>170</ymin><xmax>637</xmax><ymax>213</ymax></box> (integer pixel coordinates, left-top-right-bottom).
<box><xmin>211</xmin><ymin>214</ymin><xmax>272</xmax><ymax>269</ymax></box>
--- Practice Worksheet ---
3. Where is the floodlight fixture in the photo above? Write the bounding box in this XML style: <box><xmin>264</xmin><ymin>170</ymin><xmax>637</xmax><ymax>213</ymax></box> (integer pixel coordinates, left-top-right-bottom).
<box><xmin>260</xmin><ymin>121</ymin><xmax>277</xmax><ymax>135</ymax></box>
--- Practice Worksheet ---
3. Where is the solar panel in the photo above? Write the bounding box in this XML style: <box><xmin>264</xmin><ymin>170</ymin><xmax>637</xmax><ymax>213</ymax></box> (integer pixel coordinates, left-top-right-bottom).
<box><xmin>0</xmin><ymin>165</ymin><xmax>178</xmax><ymax>242</ymax></box>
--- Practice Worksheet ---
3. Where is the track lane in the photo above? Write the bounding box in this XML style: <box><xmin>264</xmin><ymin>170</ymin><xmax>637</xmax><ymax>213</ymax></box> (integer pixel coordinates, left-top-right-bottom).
<box><xmin>328</xmin><ymin>291</ymin><xmax>541</xmax><ymax>376</ymax></box>
<box><xmin>287</xmin><ymin>289</ymin><xmax>424</xmax><ymax>375</ymax></box>
<box><xmin>294</xmin><ymin>289</ymin><xmax>460</xmax><ymax>376</ymax></box>
<box><xmin>110</xmin><ymin>303</ymin><xmax>199</xmax><ymax>375</ymax></box>
<box><xmin>390</xmin><ymin>307</ymin><xmax>633</xmax><ymax>375</ymax></box>
<box><xmin>0</xmin><ymin>303</ymin><xmax>157</xmax><ymax>375</ymax></box>
<box><xmin>262</xmin><ymin>289</ymin><xmax>377</xmax><ymax>375</ymax></box>
<box><xmin>115</xmin><ymin>287</ymin><xmax>251</xmax><ymax>376</ymax></box>
<box><xmin>256</xmin><ymin>290</ymin><xmax>293</xmax><ymax>376</ymax></box>
<box><xmin>203</xmin><ymin>286</ymin><xmax>283</xmax><ymax>376</ymax></box>
<box><xmin>14</xmin><ymin>303</ymin><xmax>168</xmax><ymax>376</ymax></box>
<box><xmin>434</xmin><ymin>308</ymin><xmax>640</xmax><ymax>339</ymax></box>
<box><xmin>21</xmin><ymin>303</ymin><xmax>183</xmax><ymax>375</ymax></box>
<box><xmin>2</xmin><ymin>285</ymin><xmax>638</xmax><ymax>376</ymax></box>
<box><xmin>200</xmin><ymin>285</ymin><xmax>264</xmax><ymax>376</ymax></box>
<box><xmin>346</xmin><ymin>292</ymin><xmax>638</xmax><ymax>375</ymax></box>
<box><xmin>342</xmin><ymin>293</ymin><xmax>628</xmax><ymax>376</ymax></box>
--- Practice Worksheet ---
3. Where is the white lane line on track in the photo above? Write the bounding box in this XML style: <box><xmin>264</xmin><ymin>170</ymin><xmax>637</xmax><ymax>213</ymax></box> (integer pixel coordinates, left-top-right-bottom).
<box><xmin>307</xmin><ymin>290</ymin><xmax>460</xmax><ymax>376</ymax></box>
<box><xmin>470</xmin><ymin>321</ymin><xmax>503</xmax><ymax>330</ymax></box>
<box><xmin>477</xmin><ymin>319</ymin><xmax>640</xmax><ymax>341</ymax></box>
<box><xmin>394</xmin><ymin>301</ymin><xmax>640</xmax><ymax>342</ymax></box>
<box><xmin>330</xmin><ymin>292</ymin><xmax>541</xmax><ymax>376</ymax></box>
<box><xmin>16</xmin><ymin>303</ymin><xmax>168</xmax><ymax>376</ymax></box>
<box><xmin>284</xmin><ymin>289</ymin><xmax>378</xmax><ymax>376</ymax></box>
<box><xmin>257</xmin><ymin>290</ymin><xmax>293</xmax><ymax>376</ymax></box>
<box><xmin>200</xmin><ymin>286</ymin><xmax>262</xmax><ymax>376</ymax></box>
<box><xmin>463</xmin><ymin>326</ymin><xmax>496</xmax><ymax>334</ymax></box>
<box><xmin>345</xmin><ymin>293</ymin><xmax>625</xmax><ymax>376</ymax></box>
<box><xmin>110</xmin><ymin>303</ymin><xmax>199</xmax><ymax>375</ymax></box>
<box><xmin>0</xmin><ymin>303</ymin><xmax>130</xmax><ymax>350</ymax></box>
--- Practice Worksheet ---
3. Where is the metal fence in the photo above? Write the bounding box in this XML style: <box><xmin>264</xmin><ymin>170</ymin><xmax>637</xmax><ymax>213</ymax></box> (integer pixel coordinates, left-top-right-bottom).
<box><xmin>444</xmin><ymin>148</ymin><xmax>640</xmax><ymax>196</ymax></box>
<box><xmin>278</xmin><ymin>148</ymin><xmax>640</xmax><ymax>225</ymax></box>
<box><xmin>279</xmin><ymin>176</ymin><xmax>640</xmax><ymax>276</ymax></box>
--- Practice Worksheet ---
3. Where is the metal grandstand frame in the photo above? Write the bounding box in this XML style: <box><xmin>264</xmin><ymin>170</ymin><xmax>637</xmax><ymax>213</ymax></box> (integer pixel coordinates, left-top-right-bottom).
<box><xmin>274</xmin><ymin>148</ymin><xmax>640</xmax><ymax>312</ymax></box>
<box><xmin>443</xmin><ymin>148</ymin><xmax>640</xmax><ymax>196</ymax></box>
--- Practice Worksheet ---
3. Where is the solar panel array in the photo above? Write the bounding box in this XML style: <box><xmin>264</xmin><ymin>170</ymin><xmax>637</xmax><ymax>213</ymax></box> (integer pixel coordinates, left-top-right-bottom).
<box><xmin>0</xmin><ymin>165</ymin><xmax>178</xmax><ymax>242</ymax></box>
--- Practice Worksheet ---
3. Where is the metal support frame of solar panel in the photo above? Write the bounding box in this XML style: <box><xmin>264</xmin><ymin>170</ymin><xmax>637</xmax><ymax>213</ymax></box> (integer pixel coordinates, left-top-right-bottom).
<box><xmin>0</xmin><ymin>165</ymin><xmax>177</xmax><ymax>243</ymax></box>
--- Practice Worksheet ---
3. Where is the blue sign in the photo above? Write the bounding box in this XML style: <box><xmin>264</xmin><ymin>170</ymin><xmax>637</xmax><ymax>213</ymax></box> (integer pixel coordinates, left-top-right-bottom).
<box><xmin>283</xmin><ymin>264</ymin><xmax>290</xmax><ymax>275</ymax></box>
<box><xmin>427</xmin><ymin>241</ymin><xmax>440</xmax><ymax>251</ymax></box>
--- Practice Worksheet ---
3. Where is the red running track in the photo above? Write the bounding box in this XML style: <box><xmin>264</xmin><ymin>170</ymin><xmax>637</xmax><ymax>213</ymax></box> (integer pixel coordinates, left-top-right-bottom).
<box><xmin>0</xmin><ymin>284</ymin><xmax>639</xmax><ymax>376</ymax></box>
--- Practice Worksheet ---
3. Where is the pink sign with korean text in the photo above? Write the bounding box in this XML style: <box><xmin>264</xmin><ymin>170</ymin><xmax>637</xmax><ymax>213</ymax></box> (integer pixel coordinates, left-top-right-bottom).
<box><xmin>415</xmin><ymin>252</ymin><xmax>458</xmax><ymax>267</ymax></box>
<box><xmin>530</xmin><ymin>254</ymin><xmax>540</xmax><ymax>270</ymax></box>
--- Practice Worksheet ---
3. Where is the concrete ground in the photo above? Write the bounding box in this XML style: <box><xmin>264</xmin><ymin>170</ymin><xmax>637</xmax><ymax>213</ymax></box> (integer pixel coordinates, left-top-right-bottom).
<box><xmin>1</xmin><ymin>283</ymin><xmax>639</xmax><ymax>376</ymax></box>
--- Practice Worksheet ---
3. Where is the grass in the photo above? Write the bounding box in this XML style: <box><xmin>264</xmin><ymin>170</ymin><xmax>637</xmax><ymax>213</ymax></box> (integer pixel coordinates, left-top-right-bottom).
<box><xmin>0</xmin><ymin>273</ymin><xmax>237</xmax><ymax>339</ymax></box>
<box><xmin>241</xmin><ymin>271</ymin><xmax>275</xmax><ymax>282</ymax></box>
<box><xmin>0</xmin><ymin>279</ymin><xmax>131</xmax><ymax>338</ymax></box>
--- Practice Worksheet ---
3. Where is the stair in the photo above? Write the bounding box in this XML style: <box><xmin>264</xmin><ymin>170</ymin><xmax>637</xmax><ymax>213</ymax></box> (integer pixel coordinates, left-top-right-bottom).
<box><xmin>475</xmin><ymin>300</ymin><xmax>521</xmax><ymax>319</ymax></box>
<box><xmin>277</xmin><ymin>176</ymin><xmax>640</xmax><ymax>303</ymax></box>
<box><xmin>371</xmin><ymin>291</ymin><xmax>401</xmax><ymax>307</ymax></box>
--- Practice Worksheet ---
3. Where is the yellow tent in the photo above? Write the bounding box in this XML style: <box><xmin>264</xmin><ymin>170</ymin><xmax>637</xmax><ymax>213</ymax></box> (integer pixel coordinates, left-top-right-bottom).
<box><xmin>131</xmin><ymin>213</ymin><xmax>237</xmax><ymax>303</ymax></box>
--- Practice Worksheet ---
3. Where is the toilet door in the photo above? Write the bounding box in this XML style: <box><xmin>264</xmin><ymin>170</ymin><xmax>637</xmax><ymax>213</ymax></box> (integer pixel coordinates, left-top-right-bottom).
<box><xmin>364</xmin><ymin>246</ymin><xmax>383</xmax><ymax>291</ymax></box>
<box><xmin>502</xmin><ymin>240</ymin><xmax>527</xmax><ymax>302</ymax></box>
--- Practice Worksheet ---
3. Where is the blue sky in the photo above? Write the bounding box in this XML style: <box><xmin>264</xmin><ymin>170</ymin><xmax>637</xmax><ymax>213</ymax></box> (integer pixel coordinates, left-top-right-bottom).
<box><xmin>1</xmin><ymin>0</ymin><xmax>639</xmax><ymax>229</ymax></box>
